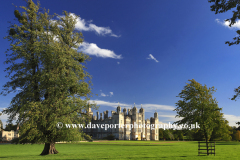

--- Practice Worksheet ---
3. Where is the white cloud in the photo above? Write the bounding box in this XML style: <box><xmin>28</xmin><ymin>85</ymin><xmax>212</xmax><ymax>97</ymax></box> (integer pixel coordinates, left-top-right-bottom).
<box><xmin>215</xmin><ymin>19</ymin><xmax>240</xmax><ymax>29</ymax></box>
<box><xmin>79</xmin><ymin>42</ymin><xmax>122</xmax><ymax>59</ymax></box>
<box><xmin>88</xmin><ymin>100</ymin><xmax>175</xmax><ymax>112</ymax></box>
<box><xmin>147</xmin><ymin>54</ymin><xmax>159</xmax><ymax>63</ymax></box>
<box><xmin>16</xmin><ymin>87</ymin><xmax>22</xmax><ymax>91</ymax></box>
<box><xmin>100</xmin><ymin>93</ymin><xmax>108</xmax><ymax>97</ymax></box>
<box><xmin>158</xmin><ymin>114</ymin><xmax>183</xmax><ymax>122</ymax></box>
<box><xmin>0</xmin><ymin>113</ymin><xmax>8</xmax><ymax>121</ymax></box>
<box><xmin>142</xmin><ymin>104</ymin><xmax>175</xmax><ymax>112</ymax></box>
<box><xmin>99</xmin><ymin>91</ymin><xmax>114</xmax><ymax>97</ymax></box>
<box><xmin>109</xmin><ymin>92</ymin><xmax>113</xmax><ymax>97</ymax></box>
<box><xmin>117</xmin><ymin>62</ymin><xmax>120</xmax><ymax>64</ymax></box>
<box><xmin>89</xmin><ymin>100</ymin><xmax>130</xmax><ymax>108</ymax></box>
<box><xmin>224</xmin><ymin>114</ymin><xmax>240</xmax><ymax>127</ymax></box>
<box><xmin>62</xmin><ymin>13</ymin><xmax>120</xmax><ymax>37</ymax></box>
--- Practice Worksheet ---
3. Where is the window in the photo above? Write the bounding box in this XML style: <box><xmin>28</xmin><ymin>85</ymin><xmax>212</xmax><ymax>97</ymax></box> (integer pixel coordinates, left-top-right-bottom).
<box><xmin>147</xmin><ymin>129</ymin><xmax>150</xmax><ymax>133</ymax></box>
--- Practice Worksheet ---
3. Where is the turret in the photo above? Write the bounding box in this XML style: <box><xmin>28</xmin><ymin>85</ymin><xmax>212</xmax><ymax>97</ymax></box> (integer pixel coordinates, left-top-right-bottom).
<box><xmin>117</xmin><ymin>104</ymin><xmax>121</xmax><ymax>114</ymax></box>
<box><xmin>111</xmin><ymin>111</ymin><xmax>116</xmax><ymax>117</ymax></box>
<box><xmin>104</xmin><ymin>111</ymin><xmax>107</xmax><ymax>119</ymax></box>
<box><xmin>154</xmin><ymin>112</ymin><xmax>158</xmax><ymax>119</ymax></box>
<box><xmin>133</xmin><ymin>103</ymin><xmax>137</xmax><ymax>115</ymax></box>
<box><xmin>128</xmin><ymin>109</ymin><xmax>132</xmax><ymax>115</ymax></box>
<box><xmin>139</xmin><ymin>104</ymin><xmax>144</xmax><ymax>113</ymax></box>
<box><xmin>123</xmin><ymin>108</ymin><xmax>127</xmax><ymax>115</ymax></box>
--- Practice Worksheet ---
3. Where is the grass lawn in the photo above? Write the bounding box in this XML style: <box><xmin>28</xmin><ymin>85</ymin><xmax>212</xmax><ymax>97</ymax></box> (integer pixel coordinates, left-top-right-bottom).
<box><xmin>0</xmin><ymin>141</ymin><xmax>240</xmax><ymax>159</ymax></box>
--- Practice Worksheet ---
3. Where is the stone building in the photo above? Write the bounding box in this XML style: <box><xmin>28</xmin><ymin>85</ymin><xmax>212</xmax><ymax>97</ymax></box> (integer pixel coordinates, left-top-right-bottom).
<box><xmin>1</xmin><ymin>125</ymin><xmax>19</xmax><ymax>141</ymax></box>
<box><xmin>84</xmin><ymin>103</ymin><xmax>159</xmax><ymax>140</ymax></box>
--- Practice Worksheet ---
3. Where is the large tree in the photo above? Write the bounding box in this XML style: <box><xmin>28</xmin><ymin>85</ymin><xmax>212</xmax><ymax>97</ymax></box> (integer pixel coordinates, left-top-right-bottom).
<box><xmin>209</xmin><ymin>0</ymin><xmax>240</xmax><ymax>46</ymax></box>
<box><xmin>209</xmin><ymin>1</ymin><xmax>240</xmax><ymax>124</ymax></box>
<box><xmin>0</xmin><ymin>112</ymin><xmax>2</xmax><ymax>130</ymax></box>
<box><xmin>4</xmin><ymin>123</ymin><xmax>18</xmax><ymax>131</ymax></box>
<box><xmin>2</xmin><ymin>0</ymin><xmax>96</xmax><ymax>155</ymax></box>
<box><xmin>174</xmin><ymin>79</ymin><xmax>225</xmax><ymax>155</ymax></box>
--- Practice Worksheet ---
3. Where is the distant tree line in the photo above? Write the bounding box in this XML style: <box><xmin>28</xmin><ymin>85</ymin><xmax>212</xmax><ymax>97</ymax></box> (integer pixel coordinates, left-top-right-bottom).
<box><xmin>159</xmin><ymin>125</ymin><xmax>240</xmax><ymax>141</ymax></box>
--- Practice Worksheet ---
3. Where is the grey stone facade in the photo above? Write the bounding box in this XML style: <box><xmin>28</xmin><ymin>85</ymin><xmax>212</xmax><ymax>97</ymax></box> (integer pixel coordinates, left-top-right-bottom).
<box><xmin>84</xmin><ymin>104</ymin><xmax>159</xmax><ymax>140</ymax></box>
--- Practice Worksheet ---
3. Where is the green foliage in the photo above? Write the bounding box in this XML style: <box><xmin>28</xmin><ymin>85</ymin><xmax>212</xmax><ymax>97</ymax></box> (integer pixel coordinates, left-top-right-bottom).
<box><xmin>209</xmin><ymin>1</ymin><xmax>240</xmax><ymax>113</ymax></box>
<box><xmin>210</xmin><ymin>118</ymin><xmax>232</xmax><ymax>141</ymax></box>
<box><xmin>159</xmin><ymin>129</ymin><xmax>164</xmax><ymax>140</ymax></box>
<box><xmin>103</xmin><ymin>134</ymin><xmax>115</xmax><ymax>140</ymax></box>
<box><xmin>230</xmin><ymin>126</ymin><xmax>240</xmax><ymax>141</ymax></box>
<box><xmin>159</xmin><ymin>129</ymin><xmax>184</xmax><ymax>140</ymax></box>
<box><xmin>174</xmin><ymin>79</ymin><xmax>223</xmax><ymax>142</ymax></box>
<box><xmin>177</xmin><ymin>130</ymin><xmax>184</xmax><ymax>140</ymax></box>
<box><xmin>0</xmin><ymin>119</ymin><xmax>3</xmax><ymax>130</ymax></box>
<box><xmin>235</xmin><ymin>130</ymin><xmax>240</xmax><ymax>141</ymax></box>
<box><xmin>162</xmin><ymin>129</ymin><xmax>170</xmax><ymax>140</ymax></box>
<box><xmin>184</xmin><ymin>129</ymin><xmax>204</xmax><ymax>141</ymax></box>
<box><xmin>185</xmin><ymin>130</ymin><xmax>194</xmax><ymax>141</ymax></box>
<box><xmin>209</xmin><ymin>0</ymin><xmax>240</xmax><ymax>46</ymax></box>
<box><xmin>1</xmin><ymin>0</ymin><xmax>97</xmax><ymax>148</ymax></box>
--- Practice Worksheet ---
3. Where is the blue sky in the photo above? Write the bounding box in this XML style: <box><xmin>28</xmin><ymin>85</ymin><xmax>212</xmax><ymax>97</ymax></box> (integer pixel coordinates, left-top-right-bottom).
<box><xmin>1</xmin><ymin>0</ymin><xmax>240</xmax><ymax>128</ymax></box>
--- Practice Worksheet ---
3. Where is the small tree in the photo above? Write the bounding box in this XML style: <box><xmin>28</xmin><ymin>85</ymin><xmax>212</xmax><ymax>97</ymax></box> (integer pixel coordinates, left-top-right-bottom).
<box><xmin>177</xmin><ymin>130</ymin><xmax>184</xmax><ymax>140</ymax></box>
<box><xmin>168</xmin><ymin>131</ymin><xmax>174</xmax><ymax>140</ymax></box>
<box><xmin>174</xmin><ymin>133</ymin><xmax>179</xmax><ymax>140</ymax></box>
<box><xmin>163</xmin><ymin>129</ymin><xmax>170</xmax><ymax>140</ymax></box>
<box><xmin>235</xmin><ymin>130</ymin><xmax>240</xmax><ymax>142</ymax></box>
<box><xmin>174</xmin><ymin>79</ymin><xmax>222</xmax><ymax>155</ymax></box>
<box><xmin>159</xmin><ymin>129</ymin><xmax>164</xmax><ymax>140</ymax></box>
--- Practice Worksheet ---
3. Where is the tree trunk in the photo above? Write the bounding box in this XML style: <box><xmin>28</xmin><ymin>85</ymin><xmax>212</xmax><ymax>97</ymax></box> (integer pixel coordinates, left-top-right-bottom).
<box><xmin>40</xmin><ymin>142</ymin><xmax>59</xmax><ymax>155</ymax></box>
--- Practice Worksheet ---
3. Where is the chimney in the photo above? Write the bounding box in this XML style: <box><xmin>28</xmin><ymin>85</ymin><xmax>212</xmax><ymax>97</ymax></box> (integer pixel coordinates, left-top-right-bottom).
<box><xmin>106</xmin><ymin>110</ymin><xmax>108</xmax><ymax>118</ymax></box>
<box><xmin>97</xmin><ymin>112</ymin><xmax>99</xmax><ymax>120</ymax></box>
